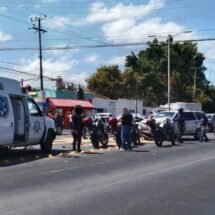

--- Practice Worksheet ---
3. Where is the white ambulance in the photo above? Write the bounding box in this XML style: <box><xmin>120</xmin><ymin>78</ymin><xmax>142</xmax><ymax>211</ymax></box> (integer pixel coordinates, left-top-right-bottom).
<box><xmin>0</xmin><ymin>77</ymin><xmax>56</xmax><ymax>152</ymax></box>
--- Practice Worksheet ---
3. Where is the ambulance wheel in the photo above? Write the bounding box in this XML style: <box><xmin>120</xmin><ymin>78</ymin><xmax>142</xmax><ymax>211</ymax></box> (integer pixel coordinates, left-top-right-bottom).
<box><xmin>41</xmin><ymin>130</ymin><xmax>55</xmax><ymax>153</ymax></box>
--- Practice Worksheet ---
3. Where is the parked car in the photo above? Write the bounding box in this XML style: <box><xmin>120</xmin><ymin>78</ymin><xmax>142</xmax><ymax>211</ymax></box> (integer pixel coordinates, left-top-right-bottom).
<box><xmin>151</xmin><ymin>110</ymin><xmax>202</xmax><ymax>139</ymax></box>
<box><xmin>93</xmin><ymin>113</ymin><xmax>113</xmax><ymax>132</ymax></box>
<box><xmin>116</xmin><ymin>113</ymin><xmax>146</xmax><ymax>122</ymax></box>
<box><xmin>206</xmin><ymin>113</ymin><xmax>215</xmax><ymax>132</ymax></box>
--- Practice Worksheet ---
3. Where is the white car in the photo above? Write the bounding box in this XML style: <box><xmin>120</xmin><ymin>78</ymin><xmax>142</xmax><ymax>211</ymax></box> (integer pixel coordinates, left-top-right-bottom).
<box><xmin>152</xmin><ymin>110</ymin><xmax>202</xmax><ymax>139</ymax></box>
<box><xmin>116</xmin><ymin>113</ymin><xmax>146</xmax><ymax>122</ymax></box>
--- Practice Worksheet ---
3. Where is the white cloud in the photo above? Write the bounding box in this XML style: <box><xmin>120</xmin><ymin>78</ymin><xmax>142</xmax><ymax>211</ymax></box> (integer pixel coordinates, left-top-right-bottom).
<box><xmin>46</xmin><ymin>43</ymin><xmax>69</xmax><ymax>56</ymax></box>
<box><xmin>200</xmin><ymin>41</ymin><xmax>215</xmax><ymax>60</ymax></box>
<box><xmin>106</xmin><ymin>56</ymin><xmax>125</xmax><ymax>65</ymax></box>
<box><xmin>74</xmin><ymin>0</ymin><xmax>194</xmax><ymax>44</ymax></box>
<box><xmin>40</xmin><ymin>0</ymin><xmax>59</xmax><ymax>3</ymax></box>
<box><xmin>14</xmin><ymin>57</ymin><xmax>81</xmax><ymax>84</ymax></box>
<box><xmin>45</xmin><ymin>16</ymin><xmax>72</xmax><ymax>29</ymax></box>
<box><xmin>84</xmin><ymin>54</ymin><xmax>98</xmax><ymax>63</ymax></box>
<box><xmin>0</xmin><ymin>31</ymin><xmax>12</xmax><ymax>42</ymax></box>
<box><xmin>0</xmin><ymin>7</ymin><xmax>7</xmax><ymax>12</ymax></box>
<box><xmin>67</xmin><ymin>72</ymin><xmax>88</xmax><ymax>85</ymax></box>
<box><xmin>102</xmin><ymin>17</ymin><xmax>194</xmax><ymax>43</ymax></box>
<box><xmin>81</xmin><ymin>0</ymin><xmax>165</xmax><ymax>24</ymax></box>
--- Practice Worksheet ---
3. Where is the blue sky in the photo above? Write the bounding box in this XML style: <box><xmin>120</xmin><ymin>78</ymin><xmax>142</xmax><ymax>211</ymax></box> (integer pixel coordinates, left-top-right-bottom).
<box><xmin>1</xmin><ymin>0</ymin><xmax>215</xmax><ymax>89</ymax></box>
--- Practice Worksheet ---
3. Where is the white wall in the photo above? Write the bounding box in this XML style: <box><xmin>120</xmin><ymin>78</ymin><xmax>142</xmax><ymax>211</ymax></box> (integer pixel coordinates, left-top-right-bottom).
<box><xmin>92</xmin><ymin>97</ymin><xmax>154</xmax><ymax>116</ymax></box>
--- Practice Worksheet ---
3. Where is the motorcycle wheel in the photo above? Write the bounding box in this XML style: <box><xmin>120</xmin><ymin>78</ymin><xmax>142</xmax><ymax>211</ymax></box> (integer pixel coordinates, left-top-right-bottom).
<box><xmin>155</xmin><ymin>139</ymin><xmax>163</xmax><ymax>147</ymax></box>
<box><xmin>91</xmin><ymin>133</ymin><xmax>100</xmax><ymax>149</ymax></box>
<box><xmin>154</xmin><ymin>131</ymin><xmax>163</xmax><ymax>147</ymax></box>
<box><xmin>101</xmin><ymin>133</ymin><xmax>109</xmax><ymax>147</ymax></box>
<box><xmin>56</xmin><ymin>126</ymin><xmax>63</xmax><ymax>135</ymax></box>
<box><xmin>91</xmin><ymin>138</ymin><xmax>99</xmax><ymax>149</ymax></box>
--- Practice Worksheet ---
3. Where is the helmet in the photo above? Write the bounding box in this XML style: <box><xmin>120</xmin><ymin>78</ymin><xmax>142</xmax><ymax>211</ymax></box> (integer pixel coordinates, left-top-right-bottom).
<box><xmin>178</xmin><ymin>108</ymin><xmax>184</xmax><ymax>113</ymax></box>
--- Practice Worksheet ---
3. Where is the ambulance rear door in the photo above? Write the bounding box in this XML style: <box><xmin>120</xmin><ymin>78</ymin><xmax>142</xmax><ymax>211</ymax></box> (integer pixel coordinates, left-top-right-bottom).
<box><xmin>10</xmin><ymin>95</ymin><xmax>28</xmax><ymax>143</ymax></box>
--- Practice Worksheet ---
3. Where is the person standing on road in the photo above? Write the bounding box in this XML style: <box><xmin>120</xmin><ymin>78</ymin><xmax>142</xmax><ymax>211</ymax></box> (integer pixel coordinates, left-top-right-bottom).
<box><xmin>71</xmin><ymin>105</ymin><xmax>84</xmax><ymax>153</ymax></box>
<box><xmin>120</xmin><ymin>108</ymin><xmax>133</xmax><ymax>150</ymax></box>
<box><xmin>175</xmin><ymin>108</ymin><xmax>185</xmax><ymax>143</ymax></box>
<box><xmin>199</xmin><ymin>111</ymin><xmax>209</xmax><ymax>142</ymax></box>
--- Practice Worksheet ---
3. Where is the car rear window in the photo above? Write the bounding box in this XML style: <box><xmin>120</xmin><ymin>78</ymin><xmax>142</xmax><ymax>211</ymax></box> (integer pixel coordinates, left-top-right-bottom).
<box><xmin>154</xmin><ymin>112</ymin><xmax>175</xmax><ymax>119</ymax></box>
<box><xmin>183</xmin><ymin>112</ymin><xmax>196</xmax><ymax>121</ymax></box>
<box><xmin>194</xmin><ymin>112</ymin><xmax>202</xmax><ymax>120</ymax></box>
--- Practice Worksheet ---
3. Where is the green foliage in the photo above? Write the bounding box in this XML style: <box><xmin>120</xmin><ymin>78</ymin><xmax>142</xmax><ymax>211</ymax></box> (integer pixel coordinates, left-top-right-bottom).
<box><xmin>86</xmin><ymin>40</ymin><xmax>214</xmax><ymax>110</ymax></box>
<box><xmin>56</xmin><ymin>83</ymin><xmax>77</xmax><ymax>92</ymax></box>
<box><xmin>125</xmin><ymin>40</ymin><xmax>208</xmax><ymax>106</ymax></box>
<box><xmin>86</xmin><ymin>65</ymin><xmax>123</xmax><ymax>99</ymax></box>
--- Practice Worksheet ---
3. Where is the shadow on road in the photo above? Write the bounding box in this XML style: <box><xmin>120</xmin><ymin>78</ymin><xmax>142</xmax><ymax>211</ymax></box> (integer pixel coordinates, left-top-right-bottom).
<box><xmin>130</xmin><ymin>150</ymin><xmax>150</xmax><ymax>153</ymax></box>
<box><xmin>0</xmin><ymin>148</ymin><xmax>74</xmax><ymax>167</ymax></box>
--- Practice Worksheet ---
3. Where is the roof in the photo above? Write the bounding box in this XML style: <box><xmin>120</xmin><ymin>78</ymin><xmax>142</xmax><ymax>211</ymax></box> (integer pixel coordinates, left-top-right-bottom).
<box><xmin>47</xmin><ymin>98</ymin><xmax>95</xmax><ymax>109</ymax></box>
<box><xmin>0</xmin><ymin>77</ymin><xmax>23</xmax><ymax>95</ymax></box>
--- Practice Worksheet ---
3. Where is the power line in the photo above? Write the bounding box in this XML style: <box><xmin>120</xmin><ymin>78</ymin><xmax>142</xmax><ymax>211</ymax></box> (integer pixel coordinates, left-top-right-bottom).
<box><xmin>0</xmin><ymin>64</ymin><xmax>80</xmax><ymax>87</ymax></box>
<box><xmin>1</xmin><ymin>37</ymin><xmax>215</xmax><ymax>52</ymax></box>
<box><xmin>0</xmin><ymin>66</ymin><xmax>40</xmax><ymax>77</ymax></box>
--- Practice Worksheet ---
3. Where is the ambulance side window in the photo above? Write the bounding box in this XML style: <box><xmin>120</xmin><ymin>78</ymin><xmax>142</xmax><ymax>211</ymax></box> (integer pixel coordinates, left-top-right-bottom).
<box><xmin>27</xmin><ymin>99</ymin><xmax>42</xmax><ymax>117</ymax></box>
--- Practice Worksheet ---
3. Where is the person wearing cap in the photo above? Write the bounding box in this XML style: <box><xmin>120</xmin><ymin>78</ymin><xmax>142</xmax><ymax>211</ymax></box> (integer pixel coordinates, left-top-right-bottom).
<box><xmin>71</xmin><ymin>105</ymin><xmax>84</xmax><ymax>153</ymax></box>
<box><xmin>175</xmin><ymin>108</ymin><xmax>185</xmax><ymax>143</ymax></box>
<box><xmin>199</xmin><ymin>111</ymin><xmax>209</xmax><ymax>142</ymax></box>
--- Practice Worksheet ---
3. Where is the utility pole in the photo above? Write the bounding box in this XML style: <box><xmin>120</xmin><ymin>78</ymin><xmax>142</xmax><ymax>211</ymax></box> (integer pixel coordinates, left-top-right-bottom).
<box><xmin>167</xmin><ymin>35</ymin><xmax>171</xmax><ymax>111</ymax></box>
<box><xmin>21</xmin><ymin>79</ymin><xmax>24</xmax><ymax>87</ymax></box>
<box><xmin>30</xmin><ymin>16</ymin><xmax>47</xmax><ymax>91</ymax></box>
<box><xmin>148</xmin><ymin>31</ymin><xmax>191</xmax><ymax>111</ymax></box>
<box><xmin>193</xmin><ymin>68</ymin><xmax>197</xmax><ymax>102</ymax></box>
<box><xmin>135</xmin><ymin>80</ymin><xmax>138</xmax><ymax>113</ymax></box>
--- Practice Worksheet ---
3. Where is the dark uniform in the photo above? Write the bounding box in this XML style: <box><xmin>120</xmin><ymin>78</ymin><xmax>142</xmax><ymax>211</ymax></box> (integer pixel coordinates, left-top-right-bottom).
<box><xmin>175</xmin><ymin>108</ymin><xmax>185</xmax><ymax>143</ymax></box>
<box><xmin>71</xmin><ymin>106</ymin><xmax>84</xmax><ymax>152</ymax></box>
<box><xmin>199</xmin><ymin>112</ymin><xmax>209</xmax><ymax>142</ymax></box>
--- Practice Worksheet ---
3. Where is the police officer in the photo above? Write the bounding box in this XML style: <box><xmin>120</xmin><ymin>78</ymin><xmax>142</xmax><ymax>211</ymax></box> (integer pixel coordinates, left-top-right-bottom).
<box><xmin>71</xmin><ymin>105</ymin><xmax>84</xmax><ymax>153</ymax></box>
<box><xmin>175</xmin><ymin>108</ymin><xmax>185</xmax><ymax>143</ymax></box>
<box><xmin>199</xmin><ymin>111</ymin><xmax>209</xmax><ymax>142</ymax></box>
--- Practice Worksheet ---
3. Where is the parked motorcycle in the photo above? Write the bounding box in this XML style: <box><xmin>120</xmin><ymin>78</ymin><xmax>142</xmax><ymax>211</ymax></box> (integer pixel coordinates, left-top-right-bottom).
<box><xmin>109</xmin><ymin>123</ymin><xmax>141</xmax><ymax>149</ymax></box>
<box><xmin>54</xmin><ymin>114</ymin><xmax>64</xmax><ymax>135</ymax></box>
<box><xmin>140</xmin><ymin>117</ymin><xmax>175</xmax><ymax>147</ymax></box>
<box><xmin>90</xmin><ymin>120</ymin><xmax>109</xmax><ymax>149</ymax></box>
<box><xmin>131</xmin><ymin>123</ymin><xmax>141</xmax><ymax>145</ymax></box>
<box><xmin>153</xmin><ymin>118</ymin><xmax>175</xmax><ymax>147</ymax></box>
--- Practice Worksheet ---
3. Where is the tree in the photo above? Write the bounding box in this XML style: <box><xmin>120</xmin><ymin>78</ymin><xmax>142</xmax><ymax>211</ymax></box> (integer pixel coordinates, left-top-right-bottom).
<box><xmin>86</xmin><ymin>40</ymin><xmax>211</xmax><ymax>109</ymax></box>
<box><xmin>125</xmin><ymin>39</ymin><xmax>208</xmax><ymax>105</ymax></box>
<box><xmin>86</xmin><ymin>65</ymin><xmax>123</xmax><ymax>99</ymax></box>
<box><xmin>56</xmin><ymin>82</ymin><xmax>77</xmax><ymax>92</ymax></box>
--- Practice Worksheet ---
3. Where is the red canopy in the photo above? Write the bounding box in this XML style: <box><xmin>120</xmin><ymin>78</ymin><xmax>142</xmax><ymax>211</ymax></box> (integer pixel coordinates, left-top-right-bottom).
<box><xmin>47</xmin><ymin>98</ymin><xmax>95</xmax><ymax>109</ymax></box>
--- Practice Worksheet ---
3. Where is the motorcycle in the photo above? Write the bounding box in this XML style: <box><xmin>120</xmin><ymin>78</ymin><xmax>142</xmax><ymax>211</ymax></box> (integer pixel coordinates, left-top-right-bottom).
<box><xmin>153</xmin><ymin>118</ymin><xmax>175</xmax><ymax>147</ymax></box>
<box><xmin>109</xmin><ymin>123</ymin><xmax>141</xmax><ymax>149</ymax></box>
<box><xmin>90</xmin><ymin>120</ymin><xmax>109</xmax><ymax>149</ymax></box>
<box><xmin>54</xmin><ymin>116</ymin><xmax>63</xmax><ymax>135</ymax></box>
<box><xmin>131</xmin><ymin>123</ymin><xmax>141</xmax><ymax>145</ymax></box>
<box><xmin>140</xmin><ymin>117</ymin><xmax>175</xmax><ymax>147</ymax></box>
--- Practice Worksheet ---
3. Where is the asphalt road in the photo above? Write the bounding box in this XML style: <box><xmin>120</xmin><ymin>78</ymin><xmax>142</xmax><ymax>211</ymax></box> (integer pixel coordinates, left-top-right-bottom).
<box><xmin>0</xmin><ymin>133</ymin><xmax>215</xmax><ymax>215</ymax></box>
